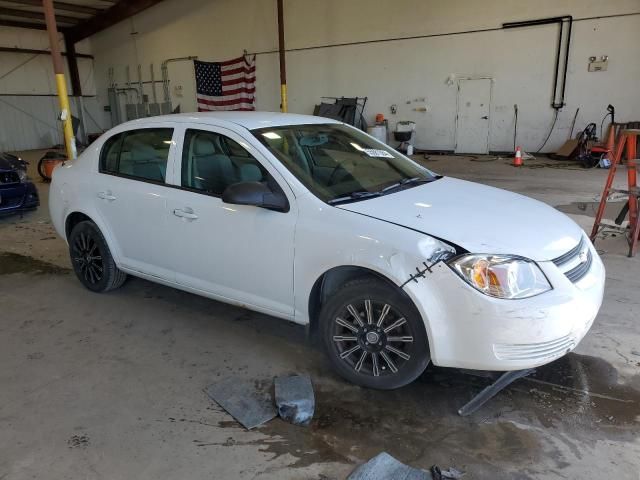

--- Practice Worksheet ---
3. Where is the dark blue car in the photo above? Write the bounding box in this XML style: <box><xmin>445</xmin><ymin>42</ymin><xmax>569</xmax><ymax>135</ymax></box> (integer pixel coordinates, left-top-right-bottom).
<box><xmin>0</xmin><ymin>152</ymin><xmax>39</xmax><ymax>216</ymax></box>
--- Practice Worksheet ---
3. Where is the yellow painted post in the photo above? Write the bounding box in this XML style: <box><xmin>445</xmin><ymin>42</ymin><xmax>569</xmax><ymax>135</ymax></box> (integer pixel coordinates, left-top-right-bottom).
<box><xmin>280</xmin><ymin>84</ymin><xmax>288</xmax><ymax>113</ymax></box>
<box><xmin>55</xmin><ymin>73</ymin><xmax>77</xmax><ymax>159</ymax></box>
<box><xmin>43</xmin><ymin>0</ymin><xmax>76</xmax><ymax>159</ymax></box>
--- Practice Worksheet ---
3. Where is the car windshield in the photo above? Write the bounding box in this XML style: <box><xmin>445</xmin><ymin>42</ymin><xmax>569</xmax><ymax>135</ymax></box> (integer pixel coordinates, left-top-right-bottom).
<box><xmin>253</xmin><ymin>123</ymin><xmax>438</xmax><ymax>204</ymax></box>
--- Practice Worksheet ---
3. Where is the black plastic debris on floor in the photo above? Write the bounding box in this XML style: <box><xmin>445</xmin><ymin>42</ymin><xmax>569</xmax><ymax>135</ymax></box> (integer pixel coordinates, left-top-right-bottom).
<box><xmin>274</xmin><ymin>375</ymin><xmax>315</xmax><ymax>426</ymax></box>
<box><xmin>348</xmin><ymin>452</ymin><xmax>431</xmax><ymax>480</ymax></box>
<box><xmin>205</xmin><ymin>378</ymin><xmax>276</xmax><ymax>430</ymax></box>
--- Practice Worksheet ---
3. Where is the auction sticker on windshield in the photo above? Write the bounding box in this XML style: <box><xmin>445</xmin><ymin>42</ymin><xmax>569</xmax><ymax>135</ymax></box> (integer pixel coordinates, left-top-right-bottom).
<box><xmin>362</xmin><ymin>149</ymin><xmax>395</xmax><ymax>158</ymax></box>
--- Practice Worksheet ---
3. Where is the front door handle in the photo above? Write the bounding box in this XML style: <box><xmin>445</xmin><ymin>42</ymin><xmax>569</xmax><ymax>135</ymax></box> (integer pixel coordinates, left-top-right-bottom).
<box><xmin>173</xmin><ymin>208</ymin><xmax>199</xmax><ymax>220</ymax></box>
<box><xmin>481</xmin><ymin>115</ymin><xmax>489</xmax><ymax>120</ymax></box>
<box><xmin>97</xmin><ymin>191</ymin><xmax>116</xmax><ymax>201</ymax></box>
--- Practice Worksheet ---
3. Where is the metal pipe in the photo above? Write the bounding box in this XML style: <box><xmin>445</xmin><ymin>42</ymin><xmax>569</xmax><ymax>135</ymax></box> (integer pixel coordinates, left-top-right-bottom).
<box><xmin>150</xmin><ymin>63</ymin><xmax>157</xmax><ymax>104</ymax></box>
<box><xmin>502</xmin><ymin>15</ymin><xmax>573</xmax><ymax>110</ymax></box>
<box><xmin>125</xmin><ymin>65</ymin><xmax>131</xmax><ymax>103</ymax></box>
<box><xmin>137</xmin><ymin>63</ymin><xmax>143</xmax><ymax>104</ymax></box>
<box><xmin>42</xmin><ymin>0</ymin><xmax>76</xmax><ymax>159</ymax></box>
<box><xmin>559</xmin><ymin>17</ymin><xmax>573</xmax><ymax>106</ymax></box>
<box><xmin>277</xmin><ymin>0</ymin><xmax>287</xmax><ymax>112</ymax></box>
<box><xmin>116</xmin><ymin>87</ymin><xmax>140</xmax><ymax>101</ymax></box>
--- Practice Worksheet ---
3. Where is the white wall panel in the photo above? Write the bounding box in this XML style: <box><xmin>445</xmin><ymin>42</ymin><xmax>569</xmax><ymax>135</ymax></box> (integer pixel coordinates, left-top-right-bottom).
<box><xmin>87</xmin><ymin>0</ymin><xmax>640</xmax><ymax>152</ymax></box>
<box><xmin>0</xmin><ymin>27</ymin><xmax>102</xmax><ymax>151</ymax></box>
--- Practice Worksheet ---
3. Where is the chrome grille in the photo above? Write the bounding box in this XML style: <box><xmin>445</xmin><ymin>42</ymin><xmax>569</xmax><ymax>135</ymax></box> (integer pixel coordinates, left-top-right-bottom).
<box><xmin>564</xmin><ymin>249</ymin><xmax>593</xmax><ymax>282</ymax></box>
<box><xmin>552</xmin><ymin>237</ymin><xmax>584</xmax><ymax>267</ymax></box>
<box><xmin>552</xmin><ymin>236</ymin><xmax>592</xmax><ymax>283</ymax></box>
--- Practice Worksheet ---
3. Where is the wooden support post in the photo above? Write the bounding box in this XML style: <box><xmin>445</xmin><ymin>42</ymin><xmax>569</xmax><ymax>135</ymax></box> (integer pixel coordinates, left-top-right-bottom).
<box><xmin>43</xmin><ymin>0</ymin><xmax>76</xmax><ymax>159</ymax></box>
<box><xmin>277</xmin><ymin>0</ymin><xmax>287</xmax><ymax>113</ymax></box>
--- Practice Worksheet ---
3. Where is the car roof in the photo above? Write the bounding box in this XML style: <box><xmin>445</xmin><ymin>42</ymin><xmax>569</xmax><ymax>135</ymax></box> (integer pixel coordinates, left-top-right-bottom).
<box><xmin>119</xmin><ymin>111</ymin><xmax>341</xmax><ymax>131</ymax></box>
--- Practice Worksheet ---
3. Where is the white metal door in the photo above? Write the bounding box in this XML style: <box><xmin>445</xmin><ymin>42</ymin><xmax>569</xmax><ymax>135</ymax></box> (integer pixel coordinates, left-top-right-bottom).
<box><xmin>455</xmin><ymin>78</ymin><xmax>491</xmax><ymax>154</ymax></box>
<box><xmin>166</xmin><ymin>125</ymin><xmax>297</xmax><ymax>318</ymax></box>
<box><xmin>92</xmin><ymin>126</ymin><xmax>178</xmax><ymax>280</ymax></box>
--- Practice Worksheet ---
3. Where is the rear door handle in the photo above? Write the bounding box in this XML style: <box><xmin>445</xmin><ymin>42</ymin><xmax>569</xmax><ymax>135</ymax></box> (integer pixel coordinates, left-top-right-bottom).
<box><xmin>173</xmin><ymin>208</ymin><xmax>198</xmax><ymax>220</ymax></box>
<box><xmin>97</xmin><ymin>191</ymin><xmax>116</xmax><ymax>201</ymax></box>
<box><xmin>481</xmin><ymin>115</ymin><xmax>489</xmax><ymax>120</ymax></box>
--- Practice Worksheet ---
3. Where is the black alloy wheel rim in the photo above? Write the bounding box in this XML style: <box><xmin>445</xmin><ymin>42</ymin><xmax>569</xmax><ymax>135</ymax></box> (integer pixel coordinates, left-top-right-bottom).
<box><xmin>332</xmin><ymin>299</ymin><xmax>414</xmax><ymax>377</ymax></box>
<box><xmin>72</xmin><ymin>231</ymin><xmax>104</xmax><ymax>285</ymax></box>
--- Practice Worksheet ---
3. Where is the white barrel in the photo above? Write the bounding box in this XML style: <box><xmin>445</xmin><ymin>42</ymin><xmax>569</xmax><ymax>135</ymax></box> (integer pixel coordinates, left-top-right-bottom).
<box><xmin>367</xmin><ymin>125</ymin><xmax>387</xmax><ymax>144</ymax></box>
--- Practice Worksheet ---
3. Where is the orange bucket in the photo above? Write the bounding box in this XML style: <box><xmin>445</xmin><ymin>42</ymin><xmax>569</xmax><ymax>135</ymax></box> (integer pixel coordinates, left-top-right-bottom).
<box><xmin>42</xmin><ymin>158</ymin><xmax>64</xmax><ymax>180</ymax></box>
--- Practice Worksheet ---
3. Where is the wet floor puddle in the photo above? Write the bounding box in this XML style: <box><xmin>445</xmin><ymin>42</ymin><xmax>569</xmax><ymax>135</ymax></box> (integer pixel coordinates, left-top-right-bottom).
<box><xmin>0</xmin><ymin>252</ymin><xmax>69</xmax><ymax>275</ymax></box>
<box><xmin>210</xmin><ymin>353</ymin><xmax>639</xmax><ymax>472</ymax></box>
<box><xmin>555</xmin><ymin>200</ymin><xmax>626</xmax><ymax>219</ymax></box>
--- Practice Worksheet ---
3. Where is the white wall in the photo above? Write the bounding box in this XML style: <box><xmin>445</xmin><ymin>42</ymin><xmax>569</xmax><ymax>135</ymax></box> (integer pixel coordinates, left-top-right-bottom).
<box><xmin>0</xmin><ymin>27</ymin><xmax>102</xmax><ymax>151</ymax></box>
<box><xmin>88</xmin><ymin>0</ymin><xmax>640</xmax><ymax>151</ymax></box>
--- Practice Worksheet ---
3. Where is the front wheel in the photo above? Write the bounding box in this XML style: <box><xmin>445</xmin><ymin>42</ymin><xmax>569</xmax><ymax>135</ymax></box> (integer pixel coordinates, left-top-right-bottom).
<box><xmin>68</xmin><ymin>220</ymin><xmax>127</xmax><ymax>293</ymax></box>
<box><xmin>320</xmin><ymin>278</ymin><xmax>430</xmax><ymax>390</ymax></box>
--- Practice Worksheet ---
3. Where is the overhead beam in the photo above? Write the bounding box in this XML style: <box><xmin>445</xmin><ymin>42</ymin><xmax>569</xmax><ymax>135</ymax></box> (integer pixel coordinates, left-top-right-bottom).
<box><xmin>0</xmin><ymin>18</ymin><xmax>49</xmax><ymax>30</ymax></box>
<box><xmin>0</xmin><ymin>46</ymin><xmax>93</xmax><ymax>59</ymax></box>
<box><xmin>67</xmin><ymin>0</ymin><xmax>166</xmax><ymax>42</ymax></box>
<box><xmin>0</xmin><ymin>6</ymin><xmax>80</xmax><ymax>24</ymax></box>
<box><xmin>5</xmin><ymin>0</ymin><xmax>100</xmax><ymax>15</ymax></box>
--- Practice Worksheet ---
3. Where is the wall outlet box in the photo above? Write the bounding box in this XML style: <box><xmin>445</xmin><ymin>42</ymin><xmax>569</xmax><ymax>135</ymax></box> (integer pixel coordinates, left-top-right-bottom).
<box><xmin>588</xmin><ymin>60</ymin><xmax>608</xmax><ymax>72</ymax></box>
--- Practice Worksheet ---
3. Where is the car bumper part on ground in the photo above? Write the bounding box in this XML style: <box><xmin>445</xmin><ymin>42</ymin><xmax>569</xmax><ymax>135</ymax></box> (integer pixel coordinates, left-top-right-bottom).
<box><xmin>0</xmin><ymin>181</ymin><xmax>39</xmax><ymax>216</ymax></box>
<box><xmin>406</xmin><ymin>237</ymin><xmax>605</xmax><ymax>371</ymax></box>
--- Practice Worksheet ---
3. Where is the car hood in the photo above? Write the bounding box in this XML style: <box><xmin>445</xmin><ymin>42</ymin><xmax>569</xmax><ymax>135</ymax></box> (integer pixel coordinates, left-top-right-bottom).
<box><xmin>336</xmin><ymin>177</ymin><xmax>583</xmax><ymax>261</ymax></box>
<box><xmin>0</xmin><ymin>153</ymin><xmax>23</xmax><ymax>172</ymax></box>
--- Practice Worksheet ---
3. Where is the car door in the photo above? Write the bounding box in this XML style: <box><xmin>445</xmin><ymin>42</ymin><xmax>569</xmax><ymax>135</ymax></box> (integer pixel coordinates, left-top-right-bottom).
<box><xmin>165</xmin><ymin>124</ymin><xmax>297</xmax><ymax>318</ymax></box>
<box><xmin>93</xmin><ymin>125</ymin><xmax>177</xmax><ymax>280</ymax></box>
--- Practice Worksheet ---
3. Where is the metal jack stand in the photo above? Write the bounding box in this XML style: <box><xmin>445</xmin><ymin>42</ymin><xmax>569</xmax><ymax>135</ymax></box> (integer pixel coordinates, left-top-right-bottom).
<box><xmin>458</xmin><ymin>368</ymin><xmax>535</xmax><ymax>416</ymax></box>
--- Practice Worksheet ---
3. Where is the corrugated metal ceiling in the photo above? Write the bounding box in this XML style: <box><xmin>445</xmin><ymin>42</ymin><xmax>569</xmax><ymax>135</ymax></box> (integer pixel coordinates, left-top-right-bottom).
<box><xmin>0</xmin><ymin>0</ymin><xmax>116</xmax><ymax>29</ymax></box>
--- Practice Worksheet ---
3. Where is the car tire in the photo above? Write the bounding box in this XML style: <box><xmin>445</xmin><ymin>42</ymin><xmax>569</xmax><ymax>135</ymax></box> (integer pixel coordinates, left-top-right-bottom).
<box><xmin>68</xmin><ymin>220</ymin><xmax>127</xmax><ymax>293</ymax></box>
<box><xmin>320</xmin><ymin>277</ymin><xmax>430</xmax><ymax>390</ymax></box>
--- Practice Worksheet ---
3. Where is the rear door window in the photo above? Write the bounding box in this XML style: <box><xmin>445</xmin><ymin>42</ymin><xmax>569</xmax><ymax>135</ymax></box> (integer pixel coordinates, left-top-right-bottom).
<box><xmin>99</xmin><ymin>128</ymin><xmax>174</xmax><ymax>183</ymax></box>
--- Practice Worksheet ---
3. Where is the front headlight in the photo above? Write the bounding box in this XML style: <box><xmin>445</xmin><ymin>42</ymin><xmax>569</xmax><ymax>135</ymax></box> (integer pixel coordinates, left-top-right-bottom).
<box><xmin>17</xmin><ymin>169</ymin><xmax>28</xmax><ymax>183</ymax></box>
<box><xmin>448</xmin><ymin>254</ymin><xmax>551</xmax><ymax>299</ymax></box>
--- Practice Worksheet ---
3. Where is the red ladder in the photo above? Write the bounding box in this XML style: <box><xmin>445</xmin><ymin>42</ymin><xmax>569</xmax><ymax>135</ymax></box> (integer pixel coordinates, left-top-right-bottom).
<box><xmin>590</xmin><ymin>129</ymin><xmax>640</xmax><ymax>257</ymax></box>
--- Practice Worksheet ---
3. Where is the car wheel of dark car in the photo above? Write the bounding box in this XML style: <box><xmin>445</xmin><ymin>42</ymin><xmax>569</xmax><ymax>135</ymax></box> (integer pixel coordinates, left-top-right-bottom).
<box><xmin>320</xmin><ymin>277</ymin><xmax>430</xmax><ymax>390</ymax></box>
<box><xmin>68</xmin><ymin>220</ymin><xmax>127</xmax><ymax>293</ymax></box>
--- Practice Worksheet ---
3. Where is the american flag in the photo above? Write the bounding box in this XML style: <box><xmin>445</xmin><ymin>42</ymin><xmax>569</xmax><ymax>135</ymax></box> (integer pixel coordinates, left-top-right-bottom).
<box><xmin>194</xmin><ymin>55</ymin><xmax>256</xmax><ymax>111</ymax></box>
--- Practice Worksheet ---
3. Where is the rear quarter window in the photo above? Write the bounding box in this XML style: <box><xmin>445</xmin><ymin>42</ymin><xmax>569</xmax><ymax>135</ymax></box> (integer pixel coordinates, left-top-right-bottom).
<box><xmin>99</xmin><ymin>128</ymin><xmax>174</xmax><ymax>183</ymax></box>
<box><xmin>99</xmin><ymin>133</ymin><xmax>123</xmax><ymax>173</ymax></box>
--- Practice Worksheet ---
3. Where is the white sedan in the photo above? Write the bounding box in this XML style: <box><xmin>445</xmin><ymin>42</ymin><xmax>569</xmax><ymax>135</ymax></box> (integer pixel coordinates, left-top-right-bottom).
<box><xmin>49</xmin><ymin>112</ymin><xmax>605</xmax><ymax>389</ymax></box>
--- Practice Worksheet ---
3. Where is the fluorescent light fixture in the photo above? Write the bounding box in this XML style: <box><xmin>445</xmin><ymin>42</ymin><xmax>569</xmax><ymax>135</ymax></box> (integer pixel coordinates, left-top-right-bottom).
<box><xmin>262</xmin><ymin>132</ymin><xmax>281</xmax><ymax>140</ymax></box>
<box><xmin>350</xmin><ymin>142</ymin><xmax>364</xmax><ymax>151</ymax></box>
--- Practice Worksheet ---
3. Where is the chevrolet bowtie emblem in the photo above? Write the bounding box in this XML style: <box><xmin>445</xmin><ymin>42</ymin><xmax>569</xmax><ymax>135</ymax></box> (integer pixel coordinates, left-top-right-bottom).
<box><xmin>578</xmin><ymin>250</ymin><xmax>588</xmax><ymax>263</ymax></box>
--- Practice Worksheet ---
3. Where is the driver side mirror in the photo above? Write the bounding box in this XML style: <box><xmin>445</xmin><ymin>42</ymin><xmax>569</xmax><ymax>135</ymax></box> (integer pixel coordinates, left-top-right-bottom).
<box><xmin>222</xmin><ymin>181</ymin><xmax>289</xmax><ymax>212</ymax></box>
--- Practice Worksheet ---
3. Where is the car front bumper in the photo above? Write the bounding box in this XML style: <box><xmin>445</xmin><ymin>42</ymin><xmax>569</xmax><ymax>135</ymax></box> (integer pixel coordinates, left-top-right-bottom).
<box><xmin>0</xmin><ymin>181</ymin><xmax>40</xmax><ymax>216</ymax></box>
<box><xmin>405</xmin><ymin>240</ymin><xmax>605</xmax><ymax>371</ymax></box>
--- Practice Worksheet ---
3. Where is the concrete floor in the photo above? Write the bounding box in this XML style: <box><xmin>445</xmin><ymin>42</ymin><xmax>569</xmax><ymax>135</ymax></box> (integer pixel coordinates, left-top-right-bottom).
<box><xmin>1</xmin><ymin>150</ymin><xmax>639</xmax><ymax>479</ymax></box>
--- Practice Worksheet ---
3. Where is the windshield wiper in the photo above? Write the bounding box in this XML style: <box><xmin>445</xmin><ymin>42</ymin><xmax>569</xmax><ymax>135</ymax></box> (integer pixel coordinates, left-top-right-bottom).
<box><xmin>380</xmin><ymin>176</ymin><xmax>431</xmax><ymax>193</ymax></box>
<box><xmin>327</xmin><ymin>190</ymin><xmax>382</xmax><ymax>205</ymax></box>
<box><xmin>328</xmin><ymin>177</ymin><xmax>436</xmax><ymax>205</ymax></box>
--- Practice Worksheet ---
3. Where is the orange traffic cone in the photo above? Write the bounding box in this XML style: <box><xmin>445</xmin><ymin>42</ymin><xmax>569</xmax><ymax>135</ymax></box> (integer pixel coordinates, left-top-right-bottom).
<box><xmin>513</xmin><ymin>146</ymin><xmax>523</xmax><ymax>167</ymax></box>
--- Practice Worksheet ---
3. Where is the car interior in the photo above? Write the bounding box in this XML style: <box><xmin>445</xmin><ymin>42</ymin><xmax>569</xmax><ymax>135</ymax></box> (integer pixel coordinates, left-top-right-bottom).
<box><xmin>118</xmin><ymin>129</ymin><xmax>172</xmax><ymax>182</ymax></box>
<box><xmin>181</xmin><ymin>130</ymin><xmax>267</xmax><ymax>195</ymax></box>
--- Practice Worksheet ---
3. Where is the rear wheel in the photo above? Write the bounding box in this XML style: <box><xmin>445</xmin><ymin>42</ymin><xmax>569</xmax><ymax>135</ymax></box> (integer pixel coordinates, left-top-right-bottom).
<box><xmin>320</xmin><ymin>278</ymin><xmax>430</xmax><ymax>389</ymax></box>
<box><xmin>68</xmin><ymin>220</ymin><xmax>126</xmax><ymax>293</ymax></box>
